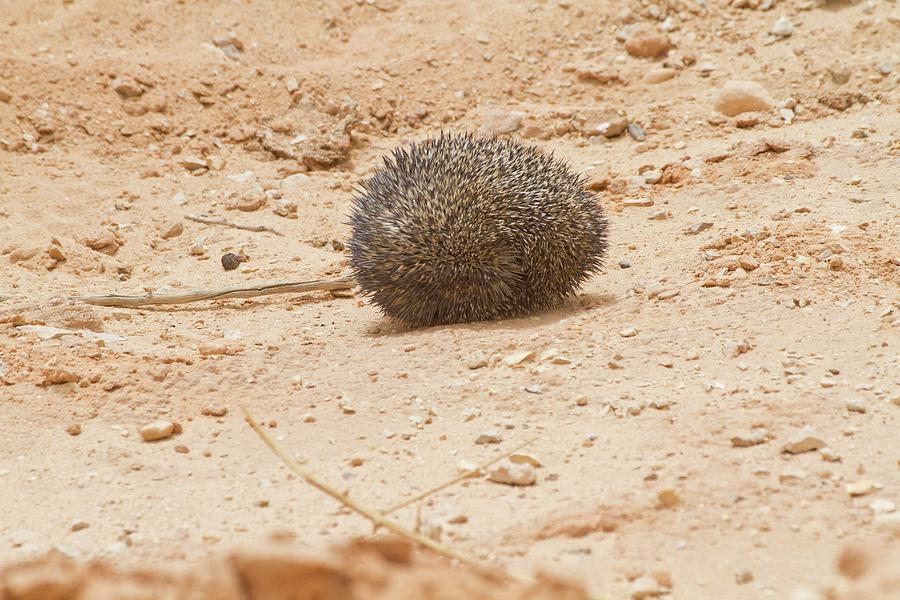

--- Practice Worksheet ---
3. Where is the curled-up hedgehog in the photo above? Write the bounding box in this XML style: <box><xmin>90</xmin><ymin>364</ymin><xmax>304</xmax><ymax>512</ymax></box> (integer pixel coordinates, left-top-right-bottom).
<box><xmin>78</xmin><ymin>133</ymin><xmax>608</xmax><ymax>321</ymax></box>
<box><xmin>347</xmin><ymin>133</ymin><xmax>609</xmax><ymax>327</ymax></box>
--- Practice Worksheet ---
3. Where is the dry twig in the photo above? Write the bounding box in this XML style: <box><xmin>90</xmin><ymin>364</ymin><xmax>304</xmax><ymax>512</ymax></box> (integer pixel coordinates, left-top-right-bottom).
<box><xmin>76</xmin><ymin>277</ymin><xmax>355</xmax><ymax>308</ymax></box>
<box><xmin>186</xmin><ymin>213</ymin><xmax>283</xmax><ymax>236</ymax></box>
<box><xmin>382</xmin><ymin>437</ymin><xmax>539</xmax><ymax>516</ymax></box>
<box><xmin>240</xmin><ymin>405</ymin><xmax>479</xmax><ymax>566</ymax></box>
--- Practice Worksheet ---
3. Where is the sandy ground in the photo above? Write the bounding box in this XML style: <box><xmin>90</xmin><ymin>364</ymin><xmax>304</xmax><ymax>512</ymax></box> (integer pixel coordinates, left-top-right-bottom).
<box><xmin>0</xmin><ymin>0</ymin><xmax>898</xmax><ymax>598</ymax></box>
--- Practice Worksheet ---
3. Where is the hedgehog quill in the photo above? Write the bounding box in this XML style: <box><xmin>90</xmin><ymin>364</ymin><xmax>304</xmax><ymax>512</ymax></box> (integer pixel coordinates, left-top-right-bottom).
<box><xmin>75</xmin><ymin>133</ymin><xmax>609</xmax><ymax>326</ymax></box>
<box><xmin>348</xmin><ymin>133</ymin><xmax>609</xmax><ymax>327</ymax></box>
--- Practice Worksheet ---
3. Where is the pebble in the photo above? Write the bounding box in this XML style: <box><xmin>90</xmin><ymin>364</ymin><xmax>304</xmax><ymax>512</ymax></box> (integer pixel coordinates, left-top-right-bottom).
<box><xmin>642</xmin><ymin>170</ymin><xmax>662</xmax><ymax>184</ymax></box>
<box><xmin>140</xmin><ymin>420</ymin><xmax>175</xmax><ymax>442</ymax></box>
<box><xmin>159</xmin><ymin>220</ymin><xmax>183</xmax><ymax>240</ymax></box>
<box><xmin>874</xmin><ymin>513</ymin><xmax>900</xmax><ymax>537</ymax></box>
<box><xmin>779</xmin><ymin>467</ymin><xmax>808</xmax><ymax>483</ymax></box>
<box><xmin>487</xmin><ymin>461</ymin><xmax>536</xmax><ymax>486</ymax></box>
<box><xmin>657</xmin><ymin>489</ymin><xmax>679</xmax><ymax>508</ymax></box>
<box><xmin>644</xmin><ymin>67</ymin><xmax>677</xmax><ymax>84</ymax></box>
<box><xmin>274</xmin><ymin>199</ymin><xmax>298</xmax><ymax>218</ymax></box>
<box><xmin>782</xmin><ymin>426</ymin><xmax>825</xmax><ymax>454</ymax></box>
<box><xmin>624</xmin><ymin>24</ymin><xmax>672</xmax><ymax>58</ymax></box>
<box><xmin>66</xmin><ymin>424</ymin><xmax>81</xmax><ymax>436</ymax></box>
<box><xmin>618</xmin><ymin>326</ymin><xmax>638</xmax><ymax>338</ymax></box>
<box><xmin>820</xmin><ymin>447</ymin><xmax>842</xmax><ymax>463</ymax></box>
<box><xmin>619</xmin><ymin>260</ymin><xmax>632</xmax><ymax>269</ymax></box>
<box><xmin>739</xmin><ymin>256</ymin><xmax>759</xmax><ymax>271</ymax></box>
<box><xmin>70</xmin><ymin>520</ymin><xmax>90</xmax><ymax>532</ymax></box>
<box><xmin>179</xmin><ymin>156</ymin><xmax>207</xmax><ymax>171</ymax></box>
<box><xmin>829</xmin><ymin>255</ymin><xmax>843</xmax><ymax>270</ymax></box>
<box><xmin>630</xmin><ymin>576</ymin><xmax>664</xmax><ymax>599</ymax></box>
<box><xmin>502</xmin><ymin>350</ymin><xmax>535</xmax><ymax>367</ymax></box>
<box><xmin>627</xmin><ymin>123</ymin><xmax>646</xmax><ymax>141</ymax></box>
<box><xmin>623</xmin><ymin>198</ymin><xmax>654</xmax><ymax>207</ymax></box>
<box><xmin>845</xmin><ymin>398</ymin><xmax>866</xmax><ymax>413</ymax></box>
<box><xmin>201</xmin><ymin>405</ymin><xmax>228</xmax><ymax>417</ymax></box>
<box><xmin>478</xmin><ymin>111</ymin><xmax>523</xmax><ymax>136</ymax></box>
<box><xmin>0</xmin><ymin>87</ymin><xmax>11</xmax><ymax>102</ymax></box>
<box><xmin>111</xmin><ymin>76</ymin><xmax>144</xmax><ymax>98</ymax></box>
<box><xmin>221</xmin><ymin>253</ymin><xmax>242</xmax><ymax>271</ymax></box>
<box><xmin>475</xmin><ymin>430</ymin><xmax>503</xmax><ymax>444</ymax></box>
<box><xmin>685</xmin><ymin>222</ymin><xmax>713</xmax><ymax>235</ymax></box>
<box><xmin>846</xmin><ymin>480</ymin><xmax>875</xmax><ymax>497</ymax></box>
<box><xmin>869</xmin><ymin>499</ymin><xmax>896</xmax><ymax>514</ymax></box>
<box><xmin>462</xmin><ymin>407</ymin><xmax>481</xmax><ymax>422</ymax></box>
<box><xmin>174</xmin><ymin>444</ymin><xmax>189</xmax><ymax>454</ymax></box>
<box><xmin>770</xmin><ymin>16</ymin><xmax>794</xmax><ymax>37</ymax></box>
<box><xmin>735</xmin><ymin>570</ymin><xmax>754</xmax><ymax>585</ymax></box>
<box><xmin>714</xmin><ymin>80</ymin><xmax>775</xmax><ymax>117</ymax></box>
<box><xmin>302</xmin><ymin>413</ymin><xmax>316</xmax><ymax>423</ymax></box>
<box><xmin>524</xmin><ymin>383</ymin><xmax>543</xmax><ymax>394</ymax></box>
<box><xmin>731</xmin><ymin>430</ymin><xmax>767</xmax><ymax>447</ymax></box>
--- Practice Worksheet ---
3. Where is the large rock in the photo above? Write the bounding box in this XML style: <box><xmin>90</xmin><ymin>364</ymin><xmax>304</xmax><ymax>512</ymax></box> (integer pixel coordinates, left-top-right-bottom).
<box><xmin>714</xmin><ymin>80</ymin><xmax>774</xmax><ymax>117</ymax></box>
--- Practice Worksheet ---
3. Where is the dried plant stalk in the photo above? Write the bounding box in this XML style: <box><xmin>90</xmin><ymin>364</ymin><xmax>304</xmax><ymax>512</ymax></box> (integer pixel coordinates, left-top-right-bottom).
<box><xmin>76</xmin><ymin>277</ymin><xmax>355</xmax><ymax>308</ymax></box>
<box><xmin>240</xmin><ymin>405</ymin><xmax>479</xmax><ymax>567</ymax></box>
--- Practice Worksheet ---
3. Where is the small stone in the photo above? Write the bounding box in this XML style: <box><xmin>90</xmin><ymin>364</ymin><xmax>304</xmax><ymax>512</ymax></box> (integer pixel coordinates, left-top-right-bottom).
<box><xmin>487</xmin><ymin>461</ymin><xmax>536</xmax><ymax>486</ymax></box>
<box><xmin>302</xmin><ymin>413</ymin><xmax>316</xmax><ymax>423</ymax></box>
<box><xmin>457</xmin><ymin>460</ymin><xmax>480</xmax><ymax>476</ymax></box>
<box><xmin>845</xmin><ymin>398</ymin><xmax>866</xmax><ymax>413</ymax></box>
<box><xmin>66</xmin><ymin>424</ymin><xmax>81</xmax><ymax>436</ymax></box>
<box><xmin>179</xmin><ymin>156</ymin><xmax>207</xmax><ymax>171</ymax></box>
<box><xmin>273</xmin><ymin>199</ymin><xmax>297</xmax><ymax>218</ymax></box>
<box><xmin>657</xmin><ymin>489</ymin><xmax>679</xmax><ymax>509</ymax></box>
<box><xmin>70</xmin><ymin>520</ymin><xmax>90</xmax><ymax>532</ymax></box>
<box><xmin>221</xmin><ymin>253</ymin><xmax>242</xmax><ymax>271</ymax></box>
<box><xmin>174</xmin><ymin>444</ymin><xmax>189</xmax><ymax>454</ymax></box>
<box><xmin>735</xmin><ymin>570</ymin><xmax>754</xmax><ymax>585</ymax></box>
<box><xmin>731</xmin><ymin>430</ymin><xmax>767</xmax><ymax>447</ymax></box>
<box><xmin>779</xmin><ymin>467</ymin><xmax>808</xmax><ymax>483</ymax></box>
<box><xmin>782</xmin><ymin>426</ymin><xmax>825</xmax><ymax>454</ymax></box>
<box><xmin>339</xmin><ymin>401</ymin><xmax>356</xmax><ymax>415</ymax></box>
<box><xmin>225</xmin><ymin>186</ymin><xmax>266</xmax><ymax>211</ymax></box>
<box><xmin>42</xmin><ymin>367</ymin><xmax>80</xmax><ymax>385</ymax></box>
<box><xmin>285</xmin><ymin>77</ymin><xmax>299</xmax><ymax>92</ymax></box>
<box><xmin>625</xmin><ymin>24</ymin><xmax>672</xmax><ymax>58</ymax></box>
<box><xmin>630</xmin><ymin>576</ymin><xmax>664</xmax><ymax>599</ymax></box>
<box><xmin>475</xmin><ymin>430</ymin><xmax>503</xmax><ymax>445</ymax></box>
<box><xmin>623</xmin><ymin>198</ymin><xmax>654</xmax><ymax>207</ymax></box>
<box><xmin>575</xmin><ymin>395</ymin><xmax>589</xmax><ymax>406</ymax></box>
<box><xmin>642</xmin><ymin>170</ymin><xmax>662</xmax><ymax>185</ymax></box>
<box><xmin>524</xmin><ymin>383</ymin><xmax>543</xmax><ymax>394</ymax></box>
<box><xmin>502</xmin><ymin>350</ymin><xmax>535</xmax><ymax>367</ymax></box>
<box><xmin>619</xmin><ymin>326</ymin><xmax>638</xmax><ymax>338</ymax></box>
<box><xmin>140</xmin><ymin>420</ymin><xmax>175</xmax><ymax>442</ymax></box>
<box><xmin>644</xmin><ymin>67</ymin><xmax>677</xmax><ymax>84</ymax></box>
<box><xmin>0</xmin><ymin>87</ymin><xmax>11</xmax><ymax>103</ymax></box>
<box><xmin>829</xmin><ymin>255</ymin><xmax>843</xmax><ymax>270</ymax></box>
<box><xmin>159</xmin><ymin>220</ymin><xmax>183</xmax><ymax>240</ymax></box>
<box><xmin>111</xmin><ymin>76</ymin><xmax>144</xmax><ymax>98</ymax></box>
<box><xmin>685</xmin><ymin>222</ymin><xmax>713</xmax><ymax>235</ymax></box>
<box><xmin>462</xmin><ymin>407</ymin><xmax>481</xmax><ymax>422</ymax></box>
<box><xmin>869</xmin><ymin>499</ymin><xmax>896</xmax><ymax>514</ymax></box>
<box><xmin>619</xmin><ymin>260</ymin><xmax>632</xmax><ymax>269</ymax></box>
<box><xmin>201</xmin><ymin>405</ymin><xmax>228</xmax><ymax>417</ymax></box>
<box><xmin>770</xmin><ymin>16</ymin><xmax>794</xmax><ymax>37</ymax></box>
<box><xmin>846</xmin><ymin>480</ymin><xmax>875</xmax><ymax>497</ymax></box>
<box><xmin>874</xmin><ymin>513</ymin><xmax>900</xmax><ymax>537</ymax></box>
<box><xmin>820</xmin><ymin>447</ymin><xmax>842</xmax><ymax>463</ymax></box>
<box><xmin>189</xmin><ymin>243</ymin><xmax>208</xmax><ymax>256</ymax></box>
<box><xmin>478</xmin><ymin>111</ymin><xmax>523</xmax><ymax>136</ymax></box>
<box><xmin>739</xmin><ymin>256</ymin><xmax>759</xmax><ymax>271</ymax></box>
<box><xmin>714</xmin><ymin>80</ymin><xmax>775</xmax><ymax>117</ymax></box>
<box><xmin>83</xmin><ymin>230</ymin><xmax>122</xmax><ymax>255</ymax></box>
<box><xmin>626</xmin><ymin>123</ymin><xmax>646</xmax><ymax>141</ymax></box>
<box><xmin>467</xmin><ymin>354</ymin><xmax>489</xmax><ymax>370</ymax></box>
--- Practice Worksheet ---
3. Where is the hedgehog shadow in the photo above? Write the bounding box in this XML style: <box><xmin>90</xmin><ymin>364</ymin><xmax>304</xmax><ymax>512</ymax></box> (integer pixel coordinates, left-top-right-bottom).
<box><xmin>365</xmin><ymin>291</ymin><xmax>618</xmax><ymax>337</ymax></box>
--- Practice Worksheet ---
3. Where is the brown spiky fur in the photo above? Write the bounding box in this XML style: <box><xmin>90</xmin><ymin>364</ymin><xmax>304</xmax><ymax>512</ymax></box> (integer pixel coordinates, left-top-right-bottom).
<box><xmin>347</xmin><ymin>133</ymin><xmax>608</xmax><ymax>327</ymax></box>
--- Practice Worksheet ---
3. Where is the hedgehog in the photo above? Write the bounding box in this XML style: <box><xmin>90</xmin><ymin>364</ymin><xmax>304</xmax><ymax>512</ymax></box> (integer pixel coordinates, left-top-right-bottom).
<box><xmin>346</xmin><ymin>133</ymin><xmax>609</xmax><ymax>328</ymax></box>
